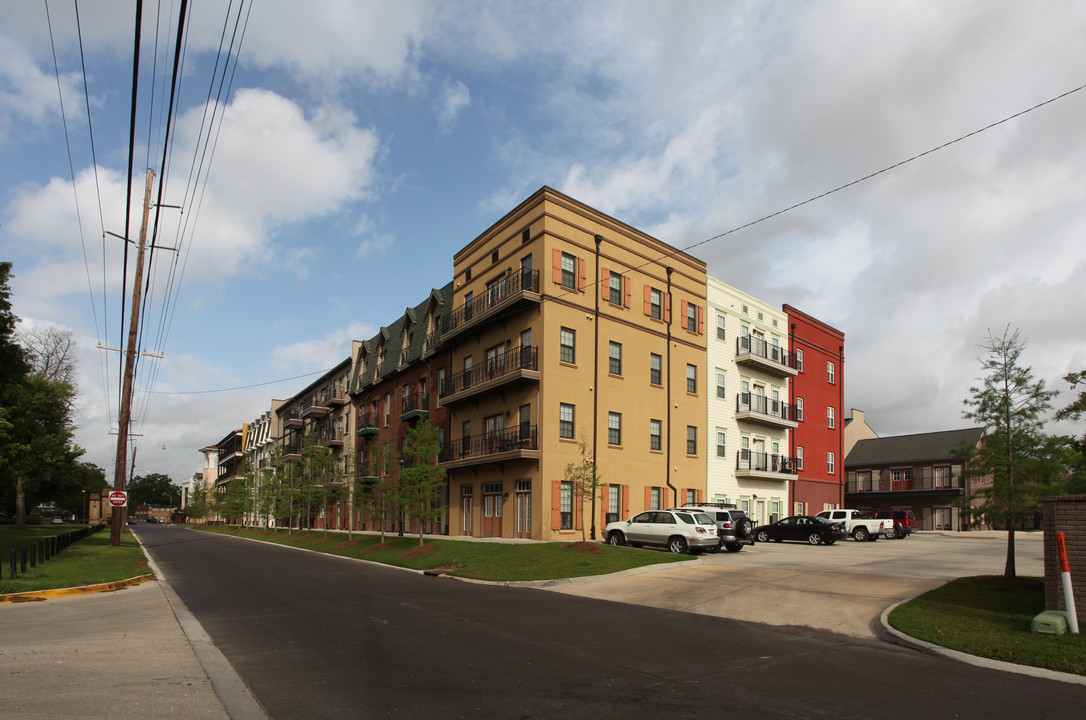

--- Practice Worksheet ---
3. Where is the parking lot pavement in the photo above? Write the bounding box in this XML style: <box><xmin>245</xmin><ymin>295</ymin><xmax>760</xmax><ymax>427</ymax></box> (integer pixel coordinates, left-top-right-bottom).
<box><xmin>544</xmin><ymin>532</ymin><xmax>1045</xmax><ymax>640</ymax></box>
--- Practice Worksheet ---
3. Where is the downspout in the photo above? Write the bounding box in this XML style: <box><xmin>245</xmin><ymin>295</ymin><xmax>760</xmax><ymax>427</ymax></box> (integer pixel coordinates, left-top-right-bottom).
<box><xmin>591</xmin><ymin>235</ymin><xmax>603</xmax><ymax>539</ymax></box>
<box><xmin>839</xmin><ymin>344</ymin><xmax>845</xmax><ymax>509</ymax></box>
<box><xmin>665</xmin><ymin>267</ymin><xmax>677</xmax><ymax>507</ymax></box>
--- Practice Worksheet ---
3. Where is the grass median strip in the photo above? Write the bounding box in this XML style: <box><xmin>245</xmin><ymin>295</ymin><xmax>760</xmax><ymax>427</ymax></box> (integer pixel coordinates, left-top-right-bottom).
<box><xmin>0</xmin><ymin>528</ymin><xmax>148</xmax><ymax>595</ymax></box>
<box><xmin>888</xmin><ymin>576</ymin><xmax>1086</xmax><ymax>676</ymax></box>
<box><xmin>197</xmin><ymin>526</ymin><xmax>692</xmax><ymax>581</ymax></box>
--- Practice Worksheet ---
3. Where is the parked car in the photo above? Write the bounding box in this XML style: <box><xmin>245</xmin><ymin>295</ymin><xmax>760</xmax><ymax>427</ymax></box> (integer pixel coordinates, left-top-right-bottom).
<box><xmin>754</xmin><ymin>515</ymin><xmax>846</xmax><ymax>545</ymax></box>
<box><xmin>676</xmin><ymin>503</ymin><xmax>755</xmax><ymax>552</ymax></box>
<box><xmin>50</xmin><ymin>517</ymin><xmax>64</xmax><ymax>524</ymax></box>
<box><xmin>815</xmin><ymin>509</ymin><xmax>893</xmax><ymax>541</ymax></box>
<box><xmin>604</xmin><ymin>509</ymin><xmax>718</xmax><ymax>554</ymax></box>
<box><xmin>874</xmin><ymin>509</ymin><xmax>917</xmax><ymax>538</ymax></box>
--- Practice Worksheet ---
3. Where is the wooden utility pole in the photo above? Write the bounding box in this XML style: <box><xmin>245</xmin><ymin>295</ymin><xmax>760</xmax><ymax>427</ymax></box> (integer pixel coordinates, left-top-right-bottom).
<box><xmin>111</xmin><ymin>169</ymin><xmax>155</xmax><ymax>547</ymax></box>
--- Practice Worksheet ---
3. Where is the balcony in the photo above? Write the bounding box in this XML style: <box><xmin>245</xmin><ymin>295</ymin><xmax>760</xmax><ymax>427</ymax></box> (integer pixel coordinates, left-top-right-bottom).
<box><xmin>439</xmin><ymin>425</ymin><xmax>539</xmax><ymax>469</ymax></box>
<box><xmin>302</xmin><ymin>399</ymin><xmax>331</xmax><ymax>418</ymax></box>
<box><xmin>422</xmin><ymin>330</ymin><xmax>442</xmax><ymax>358</ymax></box>
<box><xmin>439</xmin><ymin>346</ymin><xmax>539</xmax><ymax>407</ymax></box>
<box><xmin>735</xmin><ymin>450</ymin><xmax>799</xmax><ymax>481</ymax></box>
<box><xmin>735</xmin><ymin>336</ymin><xmax>797</xmax><ymax>377</ymax></box>
<box><xmin>399</xmin><ymin>344</ymin><xmax>420</xmax><ymax>367</ymax></box>
<box><xmin>736</xmin><ymin>393</ymin><xmax>798</xmax><ymax>430</ymax></box>
<box><xmin>327</xmin><ymin>389</ymin><xmax>348</xmax><ymax>407</ymax></box>
<box><xmin>282</xmin><ymin>443</ymin><xmax>302</xmax><ymax>461</ymax></box>
<box><xmin>325</xmin><ymin>431</ymin><xmax>345</xmax><ymax>448</ymax></box>
<box><xmin>356</xmin><ymin>413</ymin><xmax>380</xmax><ymax>437</ymax></box>
<box><xmin>441</xmin><ymin>268</ymin><xmax>541</xmax><ymax>342</ymax></box>
<box><xmin>284</xmin><ymin>410</ymin><xmax>303</xmax><ymax>429</ymax></box>
<box><xmin>401</xmin><ymin>391</ymin><xmax>430</xmax><ymax>422</ymax></box>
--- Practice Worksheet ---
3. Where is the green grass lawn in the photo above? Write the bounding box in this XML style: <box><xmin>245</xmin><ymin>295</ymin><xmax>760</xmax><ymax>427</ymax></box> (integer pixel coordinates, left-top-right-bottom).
<box><xmin>888</xmin><ymin>576</ymin><xmax>1086</xmax><ymax>676</ymax></box>
<box><xmin>0</xmin><ymin>526</ymin><xmax>148</xmax><ymax>594</ymax></box>
<box><xmin>197</xmin><ymin>525</ymin><xmax>693</xmax><ymax>581</ymax></box>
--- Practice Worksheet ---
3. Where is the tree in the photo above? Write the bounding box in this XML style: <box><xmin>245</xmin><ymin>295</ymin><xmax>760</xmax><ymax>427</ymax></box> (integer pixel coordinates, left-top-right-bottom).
<box><xmin>17</xmin><ymin>324</ymin><xmax>77</xmax><ymax>386</ymax></box>
<box><xmin>398</xmin><ymin>419</ymin><xmax>447</xmax><ymax>547</ymax></box>
<box><xmin>962</xmin><ymin>327</ymin><xmax>1056</xmax><ymax>579</ymax></box>
<box><xmin>1055</xmin><ymin>369</ymin><xmax>1086</xmax><ymax>424</ymax></box>
<box><xmin>563</xmin><ymin>438</ymin><xmax>603</xmax><ymax>542</ymax></box>
<box><xmin>128</xmin><ymin>472</ymin><xmax>181</xmax><ymax>507</ymax></box>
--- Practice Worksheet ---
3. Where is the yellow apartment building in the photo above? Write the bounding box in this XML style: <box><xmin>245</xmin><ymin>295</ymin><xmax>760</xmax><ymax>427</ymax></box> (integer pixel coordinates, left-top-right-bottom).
<box><xmin>439</xmin><ymin>187</ymin><xmax>707</xmax><ymax>541</ymax></box>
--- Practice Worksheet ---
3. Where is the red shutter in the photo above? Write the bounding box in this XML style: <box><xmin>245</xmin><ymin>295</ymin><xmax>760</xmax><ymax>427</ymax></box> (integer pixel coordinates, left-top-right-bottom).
<box><xmin>698</xmin><ymin>305</ymin><xmax>704</xmax><ymax>335</ymax></box>
<box><xmin>622</xmin><ymin>484</ymin><xmax>629</xmax><ymax>517</ymax></box>
<box><xmin>601</xmin><ymin>268</ymin><xmax>610</xmax><ymax>301</ymax></box>
<box><xmin>551</xmin><ymin>481</ymin><xmax>562</xmax><ymax>530</ymax></box>
<box><xmin>578</xmin><ymin>257</ymin><xmax>587</xmax><ymax>292</ymax></box>
<box><xmin>552</xmin><ymin>249</ymin><xmax>562</xmax><ymax>285</ymax></box>
<box><xmin>664</xmin><ymin>293</ymin><xmax>671</xmax><ymax>323</ymax></box>
<box><xmin>644</xmin><ymin>486</ymin><xmax>652</xmax><ymax>511</ymax></box>
<box><xmin>643</xmin><ymin>285</ymin><xmax>651</xmax><ymax>316</ymax></box>
<box><xmin>575</xmin><ymin>495</ymin><xmax>583</xmax><ymax>530</ymax></box>
<box><xmin>624</xmin><ymin>276</ymin><xmax>631</xmax><ymax>308</ymax></box>
<box><xmin>680</xmin><ymin>300</ymin><xmax>689</xmax><ymax>329</ymax></box>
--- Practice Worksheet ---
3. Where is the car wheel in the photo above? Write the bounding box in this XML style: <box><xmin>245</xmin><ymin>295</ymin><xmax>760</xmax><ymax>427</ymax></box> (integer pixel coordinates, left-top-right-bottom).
<box><xmin>724</xmin><ymin>543</ymin><xmax>743</xmax><ymax>553</ymax></box>
<box><xmin>808</xmin><ymin>532</ymin><xmax>823</xmax><ymax>545</ymax></box>
<box><xmin>895</xmin><ymin>527</ymin><xmax>906</xmax><ymax>539</ymax></box>
<box><xmin>852</xmin><ymin>527</ymin><xmax>869</xmax><ymax>542</ymax></box>
<box><xmin>708</xmin><ymin>542</ymin><xmax>722</xmax><ymax>553</ymax></box>
<box><xmin>825</xmin><ymin>539</ymin><xmax>836</xmax><ymax>545</ymax></box>
<box><xmin>736</xmin><ymin>518</ymin><xmax>753</xmax><ymax>539</ymax></box>
<box><xmin>607</xmin><ymin>531</ymin><xmax>626</xmax><ymax>547</ymax></box>
<box><xmin>756</xmin><ymin>529</ymin><xmax>770</xmax><ymax>543</ymax></box>
<box><xmin>668</xmin><ymin>536</ymin><xmax>688</xmax><ymax>554</ymax></box>
<box><xmin>867</xmin><ymin>533</ymin><xmax>879</xmax><ymax>542</ymax></box>
<box><xmin>630</xmin><ymin>543</ymin><xmax>643</xmax><ymax>549</ymax></box>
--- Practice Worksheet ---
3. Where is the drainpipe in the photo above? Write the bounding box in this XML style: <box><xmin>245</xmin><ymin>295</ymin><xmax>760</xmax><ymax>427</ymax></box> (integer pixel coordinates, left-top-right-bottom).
<box><xmin>790</xmin><ymin>322</ymin><xmax>797</xmax><ymax>514</ymax></box>
<box><xmin>665</xmin><ymin>267</ymin><xmax>677</xmax><ymax>507</ymax></box>
<box><xmin>591</xmin><ymin>234</ymin><xmax>603</xmax><ymax>539</ymax></box>
<box><xmin>839</xmin><ymin>344</ymin><xmax>845</xmax><ymax>509</ymax></box>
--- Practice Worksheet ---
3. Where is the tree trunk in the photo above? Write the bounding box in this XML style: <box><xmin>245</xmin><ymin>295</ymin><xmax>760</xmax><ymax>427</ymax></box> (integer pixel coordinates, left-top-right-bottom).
<box><xmin>14</xmin><ymin>476</ymin><xmax>26</xmax><ymax>530</ymax></box>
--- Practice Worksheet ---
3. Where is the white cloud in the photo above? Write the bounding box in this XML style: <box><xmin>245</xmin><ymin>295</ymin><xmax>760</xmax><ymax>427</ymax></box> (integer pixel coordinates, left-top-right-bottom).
<box><xmin>438</xmin><ymin>79</ymin><xmax>470</xmax><ymax>129</ymax></box>
<box><xmin>271</xmin><ymin>322</ymin><xmax>375</xmax><ymax>373</ymax></box>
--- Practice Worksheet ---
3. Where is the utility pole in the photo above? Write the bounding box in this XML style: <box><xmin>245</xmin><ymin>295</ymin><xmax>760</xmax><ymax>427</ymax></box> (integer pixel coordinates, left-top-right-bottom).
<box><xmin>111</xmin><ymin>169</ymin><xmax>155</xmax><ymax>547</ymax></box>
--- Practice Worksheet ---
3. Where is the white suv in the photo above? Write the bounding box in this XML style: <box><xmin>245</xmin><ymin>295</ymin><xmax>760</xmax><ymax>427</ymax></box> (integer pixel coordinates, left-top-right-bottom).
<box><xmin>676</xmin><ymin>503</ymin><xmax>755</xmax><ymax>553</ymax></box>
<box><xmin>604</xmin><ymin>509</ymin><xmax>718</xmax><ymax>554</ymax></box>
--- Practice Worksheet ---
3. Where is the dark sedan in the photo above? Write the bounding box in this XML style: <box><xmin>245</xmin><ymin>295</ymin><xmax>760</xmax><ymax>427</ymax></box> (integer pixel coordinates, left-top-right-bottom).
<box><xmin>754</xmin><ymin>515</ymin><xmax>846</xmax><ymax>545</ymax></box>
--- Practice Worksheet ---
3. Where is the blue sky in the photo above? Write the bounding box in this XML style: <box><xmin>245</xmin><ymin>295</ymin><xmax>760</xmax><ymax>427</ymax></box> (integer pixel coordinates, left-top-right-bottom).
<box><xmin>2</xmin><ymin>1</ymin><xmax>1084</xmax><ymax>484</ymax></box>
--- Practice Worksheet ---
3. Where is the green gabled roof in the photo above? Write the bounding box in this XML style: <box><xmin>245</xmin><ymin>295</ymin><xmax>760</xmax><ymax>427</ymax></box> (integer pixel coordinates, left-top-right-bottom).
<box><xmin>846</xmin><ymin>427</ymin><xmax>985</xmax><ymax>467</ymax></box>
<box><xmin>349</xmin><ymin>282</ymin><xmax>454</xmax><ymax>395</ymax></box>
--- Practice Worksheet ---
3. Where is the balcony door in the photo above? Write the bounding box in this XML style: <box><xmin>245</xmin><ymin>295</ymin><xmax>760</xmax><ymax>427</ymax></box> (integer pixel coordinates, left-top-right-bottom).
<box><xmin>486</xmin><ymin>344</ymin><xmax>506</xmax><ymax>380</ymax></box>
<box><xmin>485</xmin><ymin>414</ymin><xmax>504</xmax><ymax>454</ymax></box>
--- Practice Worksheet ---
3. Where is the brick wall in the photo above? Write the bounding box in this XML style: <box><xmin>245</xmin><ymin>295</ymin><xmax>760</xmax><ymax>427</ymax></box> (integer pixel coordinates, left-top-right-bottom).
<box><xmin>1042</xmin><ymin>494</ymin><xmax>1086</xmax><ymax>625</ymax></box>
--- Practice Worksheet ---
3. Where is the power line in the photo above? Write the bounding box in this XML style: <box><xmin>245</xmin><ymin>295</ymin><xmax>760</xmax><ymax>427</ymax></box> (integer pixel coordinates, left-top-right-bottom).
<box><xmin>149</xmin><ymin>368</ymin><xmax>335</xmax><ymax>396</ymax></box>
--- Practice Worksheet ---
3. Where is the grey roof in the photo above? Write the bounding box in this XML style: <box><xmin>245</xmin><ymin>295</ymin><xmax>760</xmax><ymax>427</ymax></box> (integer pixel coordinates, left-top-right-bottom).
<box><xmin>846</xmin><ymin>427</ymin><xmax>985</xmax><ymax>466</ymax></box>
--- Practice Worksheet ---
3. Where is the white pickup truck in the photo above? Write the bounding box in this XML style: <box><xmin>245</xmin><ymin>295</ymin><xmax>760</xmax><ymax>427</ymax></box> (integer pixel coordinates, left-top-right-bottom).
<box><xmin>815</xmin><ymin>509</ymin><xmax>893</xmax><ymax>542</ymax></box>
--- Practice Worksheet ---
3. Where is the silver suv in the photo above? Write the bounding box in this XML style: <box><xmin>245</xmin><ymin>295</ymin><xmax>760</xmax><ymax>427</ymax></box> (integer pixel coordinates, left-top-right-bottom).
<box><xmin>604</xmin><ymin>509</ymin><xmax>718</xmax><ymax>554</ymax></box>
<box><xmin>676</xmin><ymin>503</ymin><xmax>755</xmax><ymax>553</ymax></box>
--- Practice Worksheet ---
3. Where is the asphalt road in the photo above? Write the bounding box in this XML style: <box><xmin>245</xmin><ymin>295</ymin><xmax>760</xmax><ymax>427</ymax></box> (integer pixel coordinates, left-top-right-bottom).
<box><xmin>137</xmin><ymin>525</ymin><xmax>1081</xmax><ymax>719</ymax></box>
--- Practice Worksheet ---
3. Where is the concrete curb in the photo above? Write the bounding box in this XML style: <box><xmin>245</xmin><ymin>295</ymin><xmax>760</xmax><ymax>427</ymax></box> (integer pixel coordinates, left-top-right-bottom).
<box><xmin>0</xmin><ymin>573</ymin><xmax>154</xmax><ymax>604</ymax></box>
<box><xmin>878</xmin><ymin>600</ymin><xmax>1086</xmax><ymax>686</ymax></box>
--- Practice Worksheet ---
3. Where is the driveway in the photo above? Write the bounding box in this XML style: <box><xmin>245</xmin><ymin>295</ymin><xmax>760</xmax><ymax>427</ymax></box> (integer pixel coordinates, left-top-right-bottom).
<box><xmin>543</xmin><ymin>531</ymin><xmax>1045</xmax><ymax>640</ymax></box>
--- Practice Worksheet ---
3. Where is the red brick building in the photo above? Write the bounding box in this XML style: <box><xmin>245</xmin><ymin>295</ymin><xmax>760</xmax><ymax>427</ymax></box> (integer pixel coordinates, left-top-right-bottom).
<box><xmin>784</xmin><ymin>305</ymin><xmax>845</xmax><ymax>514</ymax></box>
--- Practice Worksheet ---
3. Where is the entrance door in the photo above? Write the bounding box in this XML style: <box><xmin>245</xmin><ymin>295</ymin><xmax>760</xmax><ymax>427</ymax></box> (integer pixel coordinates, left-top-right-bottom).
<box><xmin>515</xmin><ymin>480</ymin><xmax>531</xmax><ymax>538</ymax></box>
<box><xmin>482</xmin><ymin>483</ymin><xmax>503</xmax><ymax>537</ymax></box>
<box><xmin>460</xmin><ymin>487</ymin><xmax>474</xmax><ymax>536</ymax></box>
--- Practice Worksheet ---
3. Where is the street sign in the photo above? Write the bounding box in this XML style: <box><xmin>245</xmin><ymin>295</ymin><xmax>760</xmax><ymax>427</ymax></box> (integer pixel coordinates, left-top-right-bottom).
<box><xmin>108</xmin><ymin>490</ymin><xmax>128</xmax><ymax>508</ymax></box>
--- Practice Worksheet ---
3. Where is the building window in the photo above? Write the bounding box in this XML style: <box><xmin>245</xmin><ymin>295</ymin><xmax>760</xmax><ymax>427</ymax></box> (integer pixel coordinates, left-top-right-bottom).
<box><xmin>650</xmin><ymin>353</ymin><xmax>662</xmax><ymax>385</ymax></box>
<box><xmin>560</xmin><ymin>327</ymin><xmax>575</xmax><ymax>364</ymax></box>
<box><xmin>796</xmin><ymin>446</ymin><xmax>804</xmax><ymax>470</ymax></box>
<box><xmin>856</xmin><ymin>470</ymin><xmax>872</xmax><ymax>492</ymax></box>
<box><xmin>934</xmin><ymin>466</ymin><xmax>951</xmax><ymax>488</ymax></box>
<box><xmin>796</xmin><ymin>397</ymin><xmax>804</xmax><ymax>421</ymax></box>
<box><xmin>607</xmin><ymin>485</ymin><xmax>620</xmax><ymax>524</ymax></box>
<box><xmin>686</xmin><ymin>364</ymin><xmax>697</xmax><ymax>393</ymax></box>
<box><xmin>827</xmin><ymin>451</ymin><xmax>835</xmax><ymax>474</ymax></box>
<box><xmin>608</xmin><ymin>272</ymin><xmax>623</xmax><ymax>305</ymax></box>
<box><xmin>716</xmin><ymin>370</ymin><xmax>726</xmax><ymax>399</ymax></box>
<box><xmin>685</xmin><ymin>489</ymin><xmax>697</xmax><ymax>505</ymax></box>
<box><xmin>649</xmin><ymin>419</ymin><xmax>662</xmax><ymax>451</ymax></box>
<box><xmin>686</xmin><ymin>426</ymin><xmax>697</xmax><ymax>455</ymax></box>
<box><xmin>560</xmin><ymin>252</ymin><xmax>577</xmax><ymax>289</ymax></box>
<box><xmin>827</xmin><ymin>406</ymin><xmax>835</xmax><ymax>429</ymax></box>
<box><xmin>384</xmin><ymin>393</ymin><xmax>391</xmax><ymax>426</ymax></box>
<box><xmin>716</xmin><ymin>312</ymin><xmax>726</xmax><ymax>341</ymax></box>
<box><xmin>608</xmin><ymin>412</ymin><xmax>622</xmax><ymax>445</ymax></box>
<box><xmin>716</xmin><ymin>429</ymin><xmax>726</xmax><ymax>458</ymax></box>
<box><xmin>649</xmin><ymin>288</ymin><xmax>662</xmax><ymax>320</ymax></box>
<box><xmin>609</xmin><ymin>341</ymin><xmax>622</xmax><ymax>375</ymax></box>
<box><xmin>650</xmin><ymin>487</ymin><xmax>661</xmax><ymax>510</ymax></box>
<box><xmin>827</xmin><ymin>360</ymin><xmax>835</xmax><ymax>384</ymax></box>
<box><xmin>559</xmin><ymin>403</ymin><xmax>575</xmax><ymax>439</ymax></box>
<box><xmin>560</xmin><ymin>480</ymin><xmax>573</xmax><ymax>529</ymax></box>
<box><xmin>686</xmin><ymin>302</ymin><xmax>697</xmax><ymax>332</ymax></box>
<box><xmin>796</xmin><ymin>349</ymin><xmax>804</xmax><ymax>372</ymax></box>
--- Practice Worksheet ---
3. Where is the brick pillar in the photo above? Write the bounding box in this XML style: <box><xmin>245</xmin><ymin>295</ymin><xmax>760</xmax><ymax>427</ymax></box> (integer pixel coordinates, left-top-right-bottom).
<box><xmin>1042</xmin><ymin>494</ymin><xmax>1086</xmax><ymax>626</ymax></box>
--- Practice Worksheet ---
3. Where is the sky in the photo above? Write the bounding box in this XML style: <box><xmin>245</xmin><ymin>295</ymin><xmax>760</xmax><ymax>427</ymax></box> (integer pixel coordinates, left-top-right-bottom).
<box><xmin>2</xmin><ymin>0</ymin><xmax>1084</xmax><ymax>485</ymax></box>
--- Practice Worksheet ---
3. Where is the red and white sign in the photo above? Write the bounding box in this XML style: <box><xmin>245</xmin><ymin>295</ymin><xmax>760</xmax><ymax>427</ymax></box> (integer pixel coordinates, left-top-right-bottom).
<box><xmin>108</xmin><ymin>490</ymin><xmax>128</xmax><ymax>508</ymax></box>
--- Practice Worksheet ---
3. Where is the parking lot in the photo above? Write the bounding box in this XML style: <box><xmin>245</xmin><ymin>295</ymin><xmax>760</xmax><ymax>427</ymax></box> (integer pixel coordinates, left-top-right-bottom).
<box><xmin>544</xmin><ymin>531</ymin><xmax>1046</xmax><ymax>640</ymax></box>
